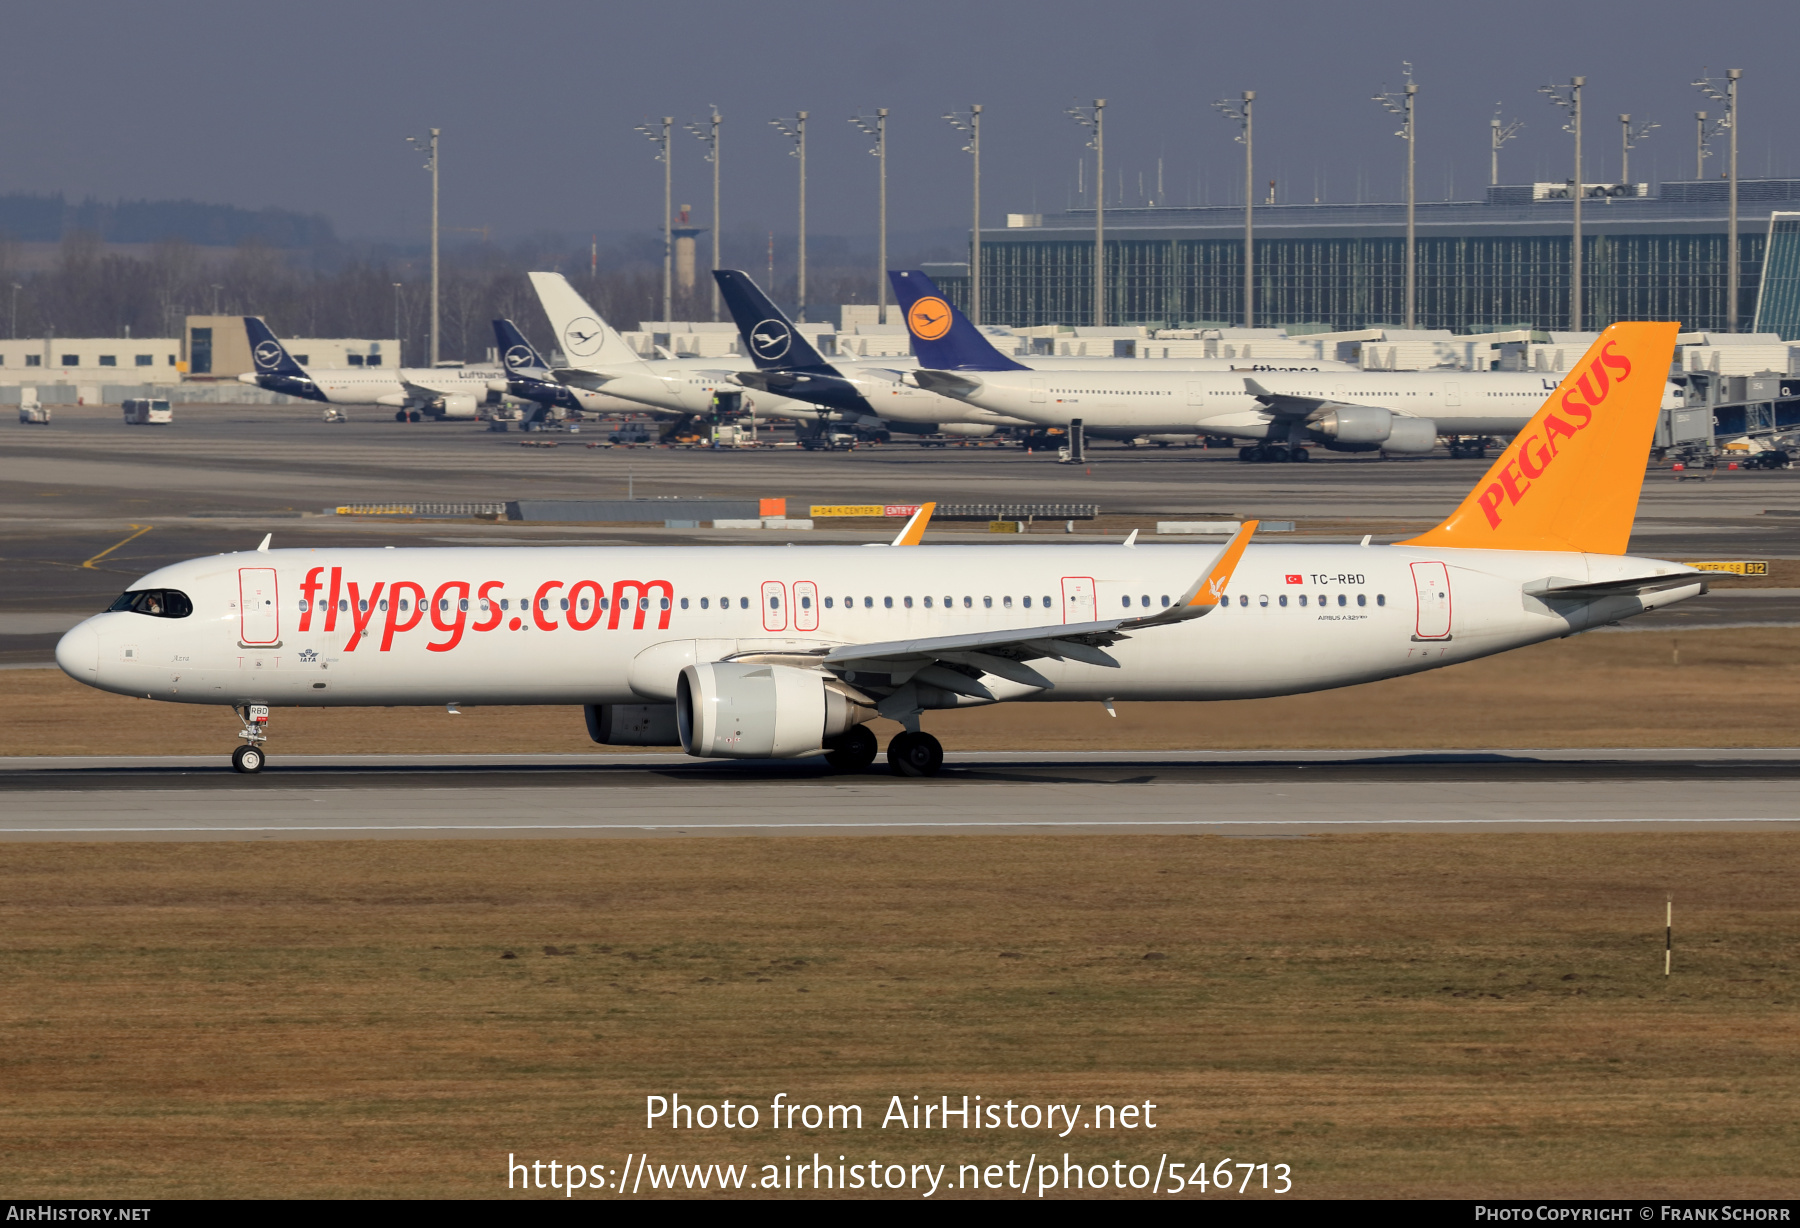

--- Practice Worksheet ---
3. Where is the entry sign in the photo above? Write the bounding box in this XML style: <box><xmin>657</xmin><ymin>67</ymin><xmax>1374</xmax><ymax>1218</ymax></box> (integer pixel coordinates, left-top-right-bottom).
<box><xmin>1684</xmin><ymin>560</ymin><xmax>1768</xmax><ymax>575</ymax></box>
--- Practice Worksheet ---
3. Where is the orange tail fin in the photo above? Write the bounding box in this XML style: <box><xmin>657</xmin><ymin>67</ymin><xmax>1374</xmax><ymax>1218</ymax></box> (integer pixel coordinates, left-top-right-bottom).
<box><xmin>1402</xmin><ymin>322</ymin><xmax>1678</xmax><ymax>555</ymax></box>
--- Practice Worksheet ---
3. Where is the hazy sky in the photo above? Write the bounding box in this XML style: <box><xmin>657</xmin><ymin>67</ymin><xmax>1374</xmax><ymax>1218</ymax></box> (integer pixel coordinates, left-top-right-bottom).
<box><xmin>2</xmin><ymin>0</ymin><xmax>1793</xmax><ymax>245</ymax></box>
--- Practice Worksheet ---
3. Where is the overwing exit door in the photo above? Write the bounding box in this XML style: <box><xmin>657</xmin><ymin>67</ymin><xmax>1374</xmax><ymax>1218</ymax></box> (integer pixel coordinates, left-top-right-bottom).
<box><xmin>760</xmin><ymin>580</ymin><xmax>788</xmax><ymax>632</ymax></box>
<box><xmin>1410</xmin><ymin>561</ymin><xmax>1452</xmax><ymax>640</ymax></box>
<box><xmin>1060</xmin><ymin>576</ymin><xmax>1095</xmax><ymax>623</ymax></box>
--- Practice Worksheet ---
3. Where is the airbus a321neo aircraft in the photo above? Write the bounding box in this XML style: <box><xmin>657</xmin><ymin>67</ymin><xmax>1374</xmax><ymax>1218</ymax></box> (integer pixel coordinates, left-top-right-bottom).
<box><xmin>58</xmin><ymin>323</ymin><xmax>1702</xmax><ymax>776</ymax></box>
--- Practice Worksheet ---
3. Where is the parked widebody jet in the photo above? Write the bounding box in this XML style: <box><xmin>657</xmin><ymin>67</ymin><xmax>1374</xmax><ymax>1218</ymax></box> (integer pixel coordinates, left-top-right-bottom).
<box><xmin>890</xmin><ymin>271</ymin><xmax>1685</xmax><ymax>461</ymax></box>
<box><xmin>239</xmin><ymin>318</ymin><xmax>510</xmax><ymax>421</ymax></box>
<box><xmin>712</xmin><ymin>269</ymin><xmax>1023</xmax><ymax>437</ymax></box>
<box><xmin>61</xmin><ymin>324</ymin><xmax>1702</xmax><ymax>777</ymax></box>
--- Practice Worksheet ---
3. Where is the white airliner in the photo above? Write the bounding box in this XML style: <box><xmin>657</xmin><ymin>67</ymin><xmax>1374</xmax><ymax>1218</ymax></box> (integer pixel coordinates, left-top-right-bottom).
<box><xmin>536</xmin><ymin>273</ymin><xmax>1351</xmax><ymax>441</ymax></box>
<box><xmin>237</xmin><ymin>318</ymin><xmax>513</xmax><ymax>421</ymax></box>
<box><xmin>889</xmin><ymin>271</ymin><xmax>1684</xmax><ymax>460</ymax></box>
<box><xmin>57</xmin><ymin>324</ymin><xmax>1702</xmax><ymax>776</ymax></box>
<box><xmin>529</xmin><ymin>274</ymin><xmax>868</xmax><ymax>431</ymax></box>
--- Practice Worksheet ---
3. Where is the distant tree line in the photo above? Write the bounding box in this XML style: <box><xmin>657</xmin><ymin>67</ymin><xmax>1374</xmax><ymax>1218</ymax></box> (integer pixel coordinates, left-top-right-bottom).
<box><xmin>0</xmin><ymin>221</ymin><xmax>961</xmax><ymax>365</ymax></box>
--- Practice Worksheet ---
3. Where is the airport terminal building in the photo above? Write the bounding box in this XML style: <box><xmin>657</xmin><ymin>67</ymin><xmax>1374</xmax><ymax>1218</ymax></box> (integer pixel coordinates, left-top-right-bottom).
<box><xmin>951</xmin><ymin>179</ymin><xmax>1800</xmax><ymax>337</ymax></box>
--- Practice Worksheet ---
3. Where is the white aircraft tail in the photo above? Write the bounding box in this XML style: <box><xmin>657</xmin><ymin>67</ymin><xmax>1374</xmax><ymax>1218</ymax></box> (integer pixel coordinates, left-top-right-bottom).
<box><xmin>527</xmin><ymin>272</ymin><xmax>648</xmax><ymax>372</ymax></box>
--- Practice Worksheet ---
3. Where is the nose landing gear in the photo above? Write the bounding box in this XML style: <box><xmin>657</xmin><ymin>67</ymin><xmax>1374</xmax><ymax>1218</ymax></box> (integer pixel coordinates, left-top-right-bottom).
<box><xmin>231</xmin><ymin>704</ymin><xmax>269</xmax><ymax>774</ymax></box>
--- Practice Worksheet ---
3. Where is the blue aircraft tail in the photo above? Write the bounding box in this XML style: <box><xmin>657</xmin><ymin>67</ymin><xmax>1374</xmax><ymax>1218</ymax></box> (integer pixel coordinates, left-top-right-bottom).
<box><xmin>493</xmin><ymin>319</ymin><xmax>550</xmax><ymax>374</ymax></box>
<box><xmin>712</xmin><ymin>270</ymin><xmax>835</xmax><ymax>372</ymax></box>
<box><xmin>243</xmin><ymin>317</ymin><xmax>309</xmax><ymax>377</ymax></box>
<box><xmin>887</xmin><ymin>271</ymin><xmax>1028</xmax><ymax>371</ymax></box>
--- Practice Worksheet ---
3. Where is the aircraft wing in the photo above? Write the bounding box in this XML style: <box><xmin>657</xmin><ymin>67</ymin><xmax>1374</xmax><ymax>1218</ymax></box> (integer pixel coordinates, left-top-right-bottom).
<box><xmin>1524</xmin><ymin>573</ymin><xmax>1707</xmax><ymax>600</ymax></box>
<box><xmin>1241</xmin><ymin>377</ymin><xmax>1385</xmax><ymax>420</ymax></box>
<box><xmin>553</xmin><ymin>366</ymin><xmax>631</xmax><ymax>390</ymax></box>
<box><xmin>908</xmin><ymin>370</ymin><xmax>985</xmax><ymax>399</ymax></box>
<box><xmin>724</xmin><ymin>522</ymin><xmax>1257</xmax><ymax>713</ymax></box>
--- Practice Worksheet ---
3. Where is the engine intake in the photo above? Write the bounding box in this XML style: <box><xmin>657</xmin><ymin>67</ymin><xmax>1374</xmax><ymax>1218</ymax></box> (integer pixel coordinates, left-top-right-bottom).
<box><xmin>436</xmin><ymin>393</ymin><xmax>480</xmax><ymax>419</ymax></box>
<box><xmin>677</xmin><ymin>662</ymin><xmax>874</xmax><ymax>759</ymax></box>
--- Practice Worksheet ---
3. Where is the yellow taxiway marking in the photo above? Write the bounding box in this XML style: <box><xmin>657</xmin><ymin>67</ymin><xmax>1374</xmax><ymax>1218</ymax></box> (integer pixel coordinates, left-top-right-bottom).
<box><xmin>82</xmin><ymin>524</ymin><xmax>152</xmax><ymax>570</ymax></box>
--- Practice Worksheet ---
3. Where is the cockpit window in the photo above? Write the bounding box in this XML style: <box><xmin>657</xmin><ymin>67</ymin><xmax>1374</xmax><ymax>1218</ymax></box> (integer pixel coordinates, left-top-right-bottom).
<box><xmin>107</xmin><ymin>589</ymin><xmax>192</xmax><ymax>618</ymax></box>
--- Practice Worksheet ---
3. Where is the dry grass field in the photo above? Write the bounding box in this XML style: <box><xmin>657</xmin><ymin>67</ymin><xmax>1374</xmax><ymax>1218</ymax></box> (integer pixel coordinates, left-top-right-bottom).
<box><xmin>0</xmin><ymin>834</ymin><xmax>1795</xmax><ymax>1199</ymax></box>
<box><xmin>6</xmin><ymin>626</ymin><xmax>1798</xmax><ymax>756</ymax></box>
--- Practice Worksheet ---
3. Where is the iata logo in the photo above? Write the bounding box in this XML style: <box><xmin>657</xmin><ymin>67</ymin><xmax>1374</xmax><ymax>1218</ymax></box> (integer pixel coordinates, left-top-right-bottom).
<box><xmin>907</xmin><ymin>296</ymin><xmax>953</xmax><ymax>341</ymax></box>
<box><xmin>503</xmin><ymin>345</ymin><xmax>535</xmax><ymax>370</ymax></box>
<box><xmin>253</xmin><ymin>341</ymin><xmax>284</xmax><ymax>369</ymax></box>
<box><xmin>562</xmin><ymin>317</ymin><xmax>605</xmax><ymax>358</ymax></box>
<box><xmin>1475</xmin><ymin>339</ymin><xmax>1633</xmax><ymax>529</ymax></box>
<box><xmin>748</xmin><ymin>319</ymin><xmax>792</xmax><ymax>361</ymax></box>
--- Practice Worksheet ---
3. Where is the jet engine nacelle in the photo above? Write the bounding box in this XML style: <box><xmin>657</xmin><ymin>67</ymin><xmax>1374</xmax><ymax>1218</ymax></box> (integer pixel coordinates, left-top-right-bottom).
<box><xmin>1308</xmin><ymin>406</ymin><xmax>1438</xmax><ymax>453</ymax></box>
<box><xmin>936</xmin><ymin>423</ymin><xmax>998</xmax><ymax>438</ymax></box>
<box><xmin>677</xmin><ymin>662</ymin><xmax>874</xmax><ymax>759</ymax></box>
<box><xmin>435</xmin><ymin>394</ymin><xmax>480</xmax><ymax>419</ymax></box>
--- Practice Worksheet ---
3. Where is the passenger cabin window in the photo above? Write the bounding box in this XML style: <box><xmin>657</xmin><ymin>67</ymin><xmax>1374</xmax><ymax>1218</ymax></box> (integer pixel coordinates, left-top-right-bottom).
<box><xmin>884</xmin><ymin>597</ymin><xmax>894</xmax><ymax>609</ymax></box>
<box><xmin>107</xmin><ymin>589</ymin><xmax>192</xmax><ymax>618</ymax></box>
<box><xmin>1377</xmin><ymin>594</ymin><xmax>1386</xmax><ymax>606</ymax></box>
<box><xmin>740</xmin><ymin>597</ymin><xmax>749</xmax><ymax>609</ymax></box>
<box><xmin>700</xmin><ymin>597</ymin><xmax>709</xmax><ymax>609</ymax></box>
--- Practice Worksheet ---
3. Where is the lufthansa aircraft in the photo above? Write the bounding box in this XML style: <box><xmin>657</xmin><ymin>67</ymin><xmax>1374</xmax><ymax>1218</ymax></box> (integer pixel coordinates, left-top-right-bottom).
<box><xmin>491</xmin><ymin>318</ymin><xmax>644</xmax><ymax>425</ymax></box>
<box><xmin>890</xmin><ymin>271</ymin><xmax>1686</xmax><ymax>462</ymax></box>
<box><xmin>239</xmin><ymin>319</ymin><xmax>513</xmax><ymax>421</ymax></box>
<box><xmin>58</xmin><ymin>324</ymin><xmax>1701</xmax><ymax>776</ymax></box>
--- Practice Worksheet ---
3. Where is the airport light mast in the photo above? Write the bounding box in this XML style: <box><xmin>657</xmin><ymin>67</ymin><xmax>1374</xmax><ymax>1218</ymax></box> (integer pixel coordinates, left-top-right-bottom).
<box><xmin>405</xmin><ymin>128</ymin><xmax>439</xmax><ymax>365</ymax></box>
<box><xmin>942</xmin><ymin>105</ymin><xmax>982</xmax><ymax>325</ymax></box>
<box><xmin>850</xmin><ymin>109</ymin><xmax>890</xmax><ymax>323</ymax></box>
<box><xmin>392</xmin><ymin>283</ymin><xmax>402</xmax><ymax>363</ymax></box>
<box><xmin>770</xmin><ymin>112</ymin><xmax>808</xmax><ymax>322</ymax></box>
<box><xmin>1693</xmin><ymin>69</ymin><xmax>1742</xmax><ymax>331</ymax></box>
<box><xmin>1539</xmin><ymin>78</ymin><xmax>1584</xmax><ymax>333</ymax></box>
<box><xmin>1374</xmin><ymin>66</ymin><xmax>1418</xmax><ymax>329</ymax></box>
<box><xmin>636</xmin><ymin>118</ymin><xmax>674</xmax><ymax>325</ymax></box>
<box><xmin>685</xmin><ymin>108</ymin><xmax>723</xmax><ymax>322</ymax></box>
<box><xmin>1211</xmin><ymin>92</ymin><xmax>1253</xmax><ymax>329</ymax></box>
<box><xmin>1619</xmin><ymin>114</ymin><xmax>1657</xmax><ymax>188</ymax></box>
<box><xmin>1490</xmin><ymin>108</ymin><xmax>1523</xmax><ymax>187</ymax></box>
<box><xmin>1067</xmin><ymin>100</ymin><xmax>1105</xmax><ymax>326</ymax></box>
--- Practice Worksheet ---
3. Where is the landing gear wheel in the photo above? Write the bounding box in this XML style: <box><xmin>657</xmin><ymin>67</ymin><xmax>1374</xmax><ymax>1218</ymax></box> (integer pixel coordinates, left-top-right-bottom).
<box><xmin>408</xmin><ymin>410</ymin><xmax>422</xmax><ymax>423</ymax></box>
<box><xmin>1289</xmin><ymin>447</ymin><xmax>1310</xmax><ymax>462</ymax></box>
<box><xmin>394</xmin><ymin>410</ymin><xmax>407</xmax><ymax>422</ymax></box>
<box><xmin>231</xmin><ymin>744</ymin><xmax>264</xmax><ymax>774</ymax></box>
<box><xmin>1238</xmin><ymin>446</ymin><xmax>1257</xmax><ymax>463</ymax></box>
<box><xmin>824</xmin><ymin>725</ymin><xmax>879</xmax><ymax>772</ymax></box>
<box><xmin>887</xmin><ymin>731</ymin><xmax>944</xmax><ymax>777</ymax></box>
<box><xmin>1266</xmin><ymin>444</ymin><xmax>1290</xmax><ymax>464</ymax></box>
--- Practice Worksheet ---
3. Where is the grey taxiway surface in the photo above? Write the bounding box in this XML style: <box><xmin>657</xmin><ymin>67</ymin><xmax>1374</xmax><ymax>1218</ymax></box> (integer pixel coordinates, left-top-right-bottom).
<box><xmin>2</xmin><ymin>750</ymin><xmax>1796</xmax><ymax>842</ymax></box>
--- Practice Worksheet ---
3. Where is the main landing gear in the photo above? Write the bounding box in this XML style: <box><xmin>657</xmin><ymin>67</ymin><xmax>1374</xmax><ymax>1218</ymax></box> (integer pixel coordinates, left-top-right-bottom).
<box><xmin>1238</xmin><ymin>444</ymin><xmax>1309</xmax><ymax>463</ymax></box>
<box><xmin>887</xmin><ymin>730</ymin><xmax>944</xmax><ymax>777</ymax></box>
<box><xmin>823</xmin><ymin>725</ymin><xmax>879</xmax><ymax>771</ymax></box>
<box><xmin>231</xmin><ymin>704</ymin><xmax>269</xmax><ymax>774</ymax></box>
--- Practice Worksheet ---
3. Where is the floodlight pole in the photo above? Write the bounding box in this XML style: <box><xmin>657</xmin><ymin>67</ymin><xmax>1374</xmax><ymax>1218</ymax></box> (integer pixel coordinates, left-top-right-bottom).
<box><xmin>1067</xmin><ymin>100</ymin><xmax>1107</xmax><ymax>325</ymax></box>
<box><xmin>1694</xmin><ymin>69</ymin><xmax>1743</xmax><ymax>330</ymax></box>
<box><xmin>636</xmin><ymin>118</ymin><xmax>674</xmax><ymax>323</ymax></box>
<box><xmin>1541</xmin><ymin>78</ymin><xmax>1583</xmax><ymax>332</ymax></box>
<box><xmin>853</xmin><ymin>109</ymin><xmax>891</xmax><ymax>322</ymax></box>
<box><xmin>1619</xmin><ymin>113</ymin><xmax>1657</xmax><ymax>189</ymax></box>
<box><xmin>405</xmin><ymin>129</ymin><xmax>440</xmax><ymax>365</ymax></box>
<box><xmin>1695</xmin><ymin>111</ymin><xmax>1710</xmax><ymax>180</ymax></box>
<box><xmin>1375</xmin><ymin>70</ymin><xmax>1418</xmax><ymax>328</ymax></box>
<box><xmin>1490</xmin><ymin>109</ymin><xmax>1523</xmax><ymax>187</ymax></box>
<box><xmin>770</xmin><ymin>112</ymin><xmax>808</xmax><ymax>321</ymax></box>
<box><xmin>686</xmin><ymin>109</ymin><xmax>723</xmax><ymax>321</ymax></box>
<box><xmin>1212</xmin><ymin>92</ymin><xmax>1255</xmax><ymax>328</ymax></box>
<box><xmin>943</xmin><ymin>105</ymin><xmax>983</xmax><ymax>324</ymax></box>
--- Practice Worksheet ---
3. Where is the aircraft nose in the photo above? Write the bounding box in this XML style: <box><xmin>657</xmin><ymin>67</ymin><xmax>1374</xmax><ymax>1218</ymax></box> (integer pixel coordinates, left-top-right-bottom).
<box><xmin>56</xmin><ymin>619</ymin><xmax>99</xmax><ymax>681</ymax></box>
